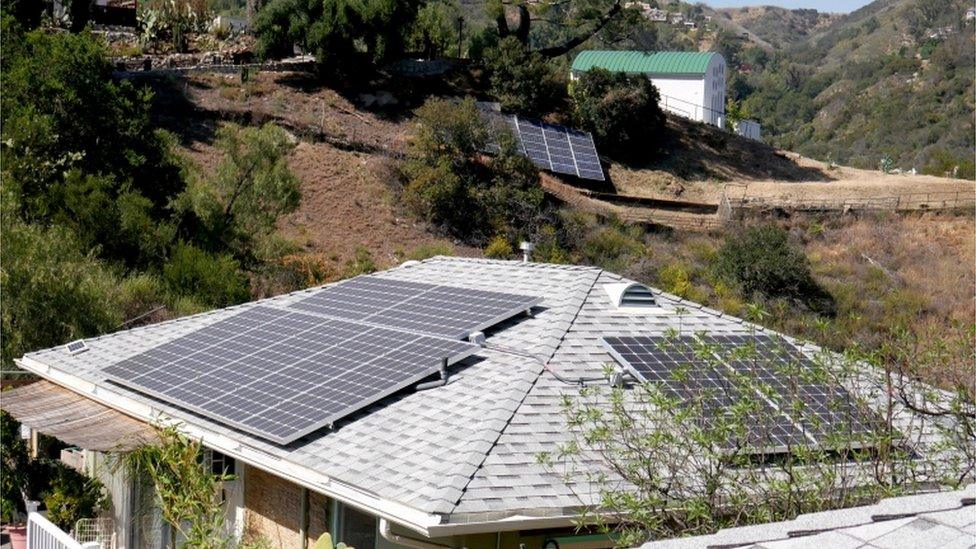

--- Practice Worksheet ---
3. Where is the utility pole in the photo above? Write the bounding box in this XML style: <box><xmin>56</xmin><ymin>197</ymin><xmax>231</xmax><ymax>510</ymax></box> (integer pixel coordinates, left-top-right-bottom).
<box><xmin>457</xmin><ymin>16</ymin><xmax>464</xmax><ymax>58</ymax></box>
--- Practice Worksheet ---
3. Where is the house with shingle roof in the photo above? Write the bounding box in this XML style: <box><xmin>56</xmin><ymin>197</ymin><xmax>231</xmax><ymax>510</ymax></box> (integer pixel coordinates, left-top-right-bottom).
<box><xmin>5</xmin><ymin>257</ymin><xmax>971</xmax><ymax>548</ymax></box>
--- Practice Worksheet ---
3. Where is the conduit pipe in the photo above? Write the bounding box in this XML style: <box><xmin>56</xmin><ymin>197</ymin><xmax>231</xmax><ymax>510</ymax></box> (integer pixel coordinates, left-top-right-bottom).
<box><xmin>379</xmin><ymin>518</ymin><xmax>453</xmax><ymax>549</ymax></box>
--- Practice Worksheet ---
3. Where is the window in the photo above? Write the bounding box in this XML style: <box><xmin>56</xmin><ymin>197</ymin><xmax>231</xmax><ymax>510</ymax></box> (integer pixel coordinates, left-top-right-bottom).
<box><xmin>204</xmin><ymin>449</ymin><xmax>236</xmax><ymax>476</ymax></box>
<box><xmin>336</xmin><ymin>503</ymin><xmax>377</xmax><ymax>549</ymax></box>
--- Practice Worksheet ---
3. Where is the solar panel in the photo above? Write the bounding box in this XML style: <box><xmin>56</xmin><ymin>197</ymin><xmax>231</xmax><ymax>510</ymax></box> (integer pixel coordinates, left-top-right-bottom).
<box><xmin>511</xmin><ymin>117</ymin><xmax>605</xmax><ymax>181</ymax></box>
<box><xmin>65</xmin><ymin>340</ymin><xmax>89</xmax><ymax>355</ymax></box>
<box><xmin>104</xmin><ymin>306</ymin><xmax>479</xmax><ymax>444</ymax></box>
<box><xmin>602</xmin><ymin>335</ymin><xmax>878</xmax><ymax>452</ymax></box>
<box><xmin>288</xmin><ymin>277</ymin><xmax>541</xmax><ymax>340</ymax></box>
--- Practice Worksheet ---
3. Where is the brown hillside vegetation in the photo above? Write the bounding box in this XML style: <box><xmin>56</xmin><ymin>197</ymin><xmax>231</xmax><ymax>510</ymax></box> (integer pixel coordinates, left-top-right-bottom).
<box><xmin>607</xmin><ymin>117</ymin><xmax>975</xmax><ymax>205</ymax></box>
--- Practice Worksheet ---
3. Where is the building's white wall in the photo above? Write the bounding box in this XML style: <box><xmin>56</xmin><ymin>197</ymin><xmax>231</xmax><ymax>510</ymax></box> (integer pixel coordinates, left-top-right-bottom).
<box><xmin>701</xmin><ymin>55</ymin><xmax>726</xmax><ymax>128</ymax></box>
<box><xmin>649</xmin><ymin>76</ymin><xmax>706</xmax><ymax>122</ymax></box>
<box><xmin>734</xmin><ymin>119</ymin><xmax>762</xmax><ymax>141</ymax></box>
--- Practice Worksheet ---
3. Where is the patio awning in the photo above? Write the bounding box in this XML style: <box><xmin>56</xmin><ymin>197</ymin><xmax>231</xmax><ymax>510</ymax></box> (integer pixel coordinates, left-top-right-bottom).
<box><xmin>0</xmin><ymin>380</ymin><xmax>153</xmax><ymax>452</ymax></box>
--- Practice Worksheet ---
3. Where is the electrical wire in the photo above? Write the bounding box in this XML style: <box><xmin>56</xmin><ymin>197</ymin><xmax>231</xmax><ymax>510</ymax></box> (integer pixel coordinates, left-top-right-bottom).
<box><xmin>482</xmin><ymin>343</ymin><xmax>608</xmax><ymax>386</ymax></box>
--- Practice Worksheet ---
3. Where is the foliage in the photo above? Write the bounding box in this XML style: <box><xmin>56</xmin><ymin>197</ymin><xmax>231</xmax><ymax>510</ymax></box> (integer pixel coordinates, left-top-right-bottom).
<box><xmin>487</xmin><ymin>0</ymin><xmax>638</xmax><ymax>58</ymax></box>
<box><xmin>162</xmin><ymin>243</ymin><xmax>251</xmax><ymax>308</ymax></box>
<box><xmin>138</xmin><ymin>0</ymin><xmax>212</xmax><ymax>53</ymax></box>
<box><xmin>483</xmin><ymin>37</ymin><xmax>559</xmax><ymax>116</ymax></box>
<box><xmin>178</xmin><ymin>123</ymin><xmax>300</xmax><ymax>265</ymax></box>
<box><xmin>570</xmin><ymin>67</ymin><xmax>666</xmax><ymax>160</ymax></box>
<box><xmin>344</xmin><ymin>246</ymin><xmax>378</xmax><ymax>277</ymax></box>
<box><xmin>0</xmin><ymin>189</ymin><xmax>124</xmax><ymax>369</ymax></box>
<box><xmin>407</xmin><ymin>0</ymin><xmax>461</xmax><ymax>58</ymax></box>
<box><xmin>402</xmin><ymin>98</ymin><xmax>545</xmax><ymax>244</ymax></box>
<box><xmin>715</xmin><ymin>225</ymin><xmax>833</xmax><ymax>314</ymax></box>
<box><xmin>546</xmin><ymin>324</ymin><xmax>974</xmax><ymax>546</ymax></box>
<box><xmin>42</xmin><ymin>465</ymin><xmax>107</xmax><ymax>531</ymax></box>
<box><xmin>737</xmin><ymin>0</ymin><xmax>974</xmax><ymax>174</ymax></box>
<box><xmin>401</xmin><ymin>243</ymin><xmax>455</xmax><ymax>261</ymax></box>
<box><xmin>254</xmin><ymin>0</ymin><xmax>425</xmax><ymax>73</ymax></box>
<box><xmin>1</xmin><ymin>410</ymin><xmax>29</xmax><ymax>520</ymax></box>
<box><xmin>1</xmin><ymin>25</ymin><xmax>184</xmax><ymax>267</ymax></box>
<box><xmin>484</xmin><ymin>236</ymin><xmax>515</xmax><ymax>259</ymax></box>
<box><xmin>120</xmin><ymin>424</ymin><xmax>234</xmax><ymax>548</ymax></box>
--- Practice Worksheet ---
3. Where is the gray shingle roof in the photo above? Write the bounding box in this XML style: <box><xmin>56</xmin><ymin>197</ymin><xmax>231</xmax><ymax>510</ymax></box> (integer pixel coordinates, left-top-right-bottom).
<box><xmin>16</xmin><ymin>257</ymin><xmax>963</xmax><ymax>529</ymax></box>
<box><xmin>639</xmin><ymin>484</ymin><xmax>975</xmax><ymax>549</ymax></box>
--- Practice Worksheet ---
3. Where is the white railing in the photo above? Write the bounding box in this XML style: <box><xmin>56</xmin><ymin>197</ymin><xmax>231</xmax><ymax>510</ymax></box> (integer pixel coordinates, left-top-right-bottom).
<box><xmin>26</xmin><ymin>513</ymin><xmax>99</xmax><ymax>549</ymax></box>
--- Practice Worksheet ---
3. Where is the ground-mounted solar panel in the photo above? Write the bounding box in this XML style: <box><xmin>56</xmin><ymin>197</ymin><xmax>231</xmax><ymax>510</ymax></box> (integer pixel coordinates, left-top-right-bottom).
<box><xmin>288</xmin><ymin>276</ymin><xmax>542</xmax><ymax>340</ymax></box>
<box><xmin>104</xmin><ymin>306</ymin><xmax>479</xmax><ymax>445</ymax></box>
<box><xmin>511</xmin><ymin>117</ymin><xmax>605</xmax><ymax>181</ymax></box>
<box><xmin>602</xmin><ymin>335</ymin><xmax>879</xmax><ymax>452</ymax></box>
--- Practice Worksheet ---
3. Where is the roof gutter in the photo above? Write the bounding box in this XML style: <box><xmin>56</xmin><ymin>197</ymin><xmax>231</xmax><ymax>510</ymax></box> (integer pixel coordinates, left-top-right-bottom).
<box><xmin>14</xmin><ymin>356</ymin><xmax>445</xmax><ymax>538</ymax></box>
<box><xmin>379</xmin><ymin>518</ymin><xmax>452</xmax><ymax>549</ymax></box>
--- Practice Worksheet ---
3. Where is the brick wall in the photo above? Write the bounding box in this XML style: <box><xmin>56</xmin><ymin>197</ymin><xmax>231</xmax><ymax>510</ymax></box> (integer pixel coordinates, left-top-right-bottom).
<box><xmin>243</xmin><ymin>464</ymin><xmax>331</xmax><ymax>548</ymax></box>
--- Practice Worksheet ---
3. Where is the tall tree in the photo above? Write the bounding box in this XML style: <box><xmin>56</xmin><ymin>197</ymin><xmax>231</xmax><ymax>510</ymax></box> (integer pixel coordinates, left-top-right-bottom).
<box><xmin>487</xmin><ymin>0</ymin><xmax>639</xmax><ymax>58</ymax></box>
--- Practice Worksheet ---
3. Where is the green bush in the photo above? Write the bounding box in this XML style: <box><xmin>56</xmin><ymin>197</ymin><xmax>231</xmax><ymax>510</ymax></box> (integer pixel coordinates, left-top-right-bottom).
<box><xmin>403</xmin><ymin>98</ymin><xmax>544</xmax><ymax>244</ymax></box>
<box><xmin>162</xmin><ymin>243</ymin><xmax>250</xmax><ymax>307</ymax></box>
<box><xmin>484</xmin><ymin>236</ymin><xmax>514</xmax><ymax>259</ymax></box>
<box><xmin>344</xmin><ymin>246</ymin><xmax>377</xmax><ymax>277</ymax></box>
<box><xmin>484</xmin><ymin>37</ymin><xmax>558</xmax><ymax>116</ymax></box>
<box><xmin>715</xmin><ymin>225</ymin><xmax>834</xmax><ymax>314</ymax></box>
<box><xmin>43</xmin><ymin>464</ymin><xmax>107</xmax><ymax>530</ymax></box>
<box><xmin>570</xmin><ymin>67</ymin><xmax>667</xmax><ymax>160</ymax></box>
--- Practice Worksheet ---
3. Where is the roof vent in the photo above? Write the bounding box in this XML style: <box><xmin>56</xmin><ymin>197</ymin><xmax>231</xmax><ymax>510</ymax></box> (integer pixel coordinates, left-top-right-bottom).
<box><xmin>604</xmin><ymin>283</ymin><xmax>658</xmax><ymax>309</ymax></box>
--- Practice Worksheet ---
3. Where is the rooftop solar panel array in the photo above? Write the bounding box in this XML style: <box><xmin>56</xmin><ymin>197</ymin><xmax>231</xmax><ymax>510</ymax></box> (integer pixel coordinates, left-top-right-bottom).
<box><xmin>288</xmin><ymin>277</ymin><xmax>541</xmax><ymax>339</ymax></box>
<box><xmin>602</xmin><ymin>334</ymin><xmax>878</xmax><ymax>452</ymax></box>
<box><xmin>511</xmin><ymin>117</ymin><xmax>605</xmax><ymax>181</ymax></box>
<box><xmin>104</xmin><ymin>277</ymin><xmax>541</xmax><ymax>445</ymax></box>
<box><xmin>105</xmin><ymin>306</ymin><xmax>479</xmax><ymax>444</ymax></box>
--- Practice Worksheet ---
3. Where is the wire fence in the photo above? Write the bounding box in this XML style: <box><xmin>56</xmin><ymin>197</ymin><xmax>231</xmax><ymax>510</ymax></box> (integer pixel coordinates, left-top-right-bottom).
<box><xmin>73</xmin><ymin>519</ymin><xmax>116</xmax><ymax>549</ymax></box>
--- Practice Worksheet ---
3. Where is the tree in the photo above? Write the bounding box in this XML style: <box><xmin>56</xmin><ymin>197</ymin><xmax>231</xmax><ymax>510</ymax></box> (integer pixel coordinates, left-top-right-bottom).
<box><xmin>408</xmin><ymin>0</ymin><xmax>460</xmax><ymax>58</ymax></box>
<box><xmin>254</xmin><ymin>0</ymin><xmax>425</xmax><ymax>73</ymax></box>
<box><xmin>545</xmin><ymin>324</ymin><xmax>974</xmax><ymax>546</ymax></box>
<box><xmin>484</xmin><ymin>37</ymin><xmax>559</xmax><ymax>115</ymax></box>
<box><xmin>570</xmin><ymin>67</ymin><xmax>666</xmax><ymax>160</ymax></box>
<box><xmin>178</xmin><ymin>123</ymin><xmax>301</xmax><ymax>264</ymax></box>
<box><xmin>0</xmin><ymin>186</ymin><xmax>123</xmax><ymax>370</ymax></box>
<box><xmin>403</xmin><ymin>98</ymin><xmax>545</xmax><ymax>243</ymax></box>
<box><xmin>1</xmin><ymin>24</ymin><xmax>184</xmax><ymax>267</ymax></box>
<box><xmin>487</xmin><ymin>0</ymin><xmax>639</xmax><ymax>58</ymax></box>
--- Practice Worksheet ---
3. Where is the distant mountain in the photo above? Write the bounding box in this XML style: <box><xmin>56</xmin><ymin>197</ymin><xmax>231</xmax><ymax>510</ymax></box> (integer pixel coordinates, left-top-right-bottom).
<box><xmin>733</xmin><ymin>0</ymin><xmax>975</xmax><ymax>175</ymax></box>
<box><xmin>706</xmin><ymin>6</ymin><xmax>840</xmax><ymax>50</ymax></box>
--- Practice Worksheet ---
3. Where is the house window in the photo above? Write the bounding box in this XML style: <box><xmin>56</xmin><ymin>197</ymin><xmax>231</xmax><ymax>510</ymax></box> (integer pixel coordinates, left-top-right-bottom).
<box><xmin>336</xmin><ymin>503</ymin><xmax>377</xmax><ymax>549</ymax></box>
<box><xmin>204</xmin><ymin>449</ymin><xmax>236</xmax><ymax>476</ymax></box>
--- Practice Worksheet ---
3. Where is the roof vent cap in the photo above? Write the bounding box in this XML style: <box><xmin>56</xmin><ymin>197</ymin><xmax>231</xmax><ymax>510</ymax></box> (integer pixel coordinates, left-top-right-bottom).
<box><xmin>519</xmin><ymin>241</ymin><xmax>535</xmax><ymax>263</ymax></box>
<box><xmin>65</xmin><ymin>339</ymin><xmax>89</xmax><ymax>355</ymax></box>
<box><xmin>604</xmin><ymin>282</ymin><xmax>660</xmax><ymax>310</ymax></box>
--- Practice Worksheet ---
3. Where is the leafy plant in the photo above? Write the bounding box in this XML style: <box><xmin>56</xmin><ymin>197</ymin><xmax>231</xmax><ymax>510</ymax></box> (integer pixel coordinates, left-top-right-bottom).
<box><xmin>43</xmin><ymin>465</ymin><xmax>107</xmax><ymax>531</ymax></box>
<box><xmin>570</xmin><ymin>67</ymin><xmax>667</xmax><ymax>160</ymax></box>
<box><xmin>484</xmin><ymin>37</ymin><xmax>559</xmax><ymax>116</ymax></box>
<box><xmin>120</xmin><ymin>424</ymin><xmax>234</xmax><ymax>548</ymax></box>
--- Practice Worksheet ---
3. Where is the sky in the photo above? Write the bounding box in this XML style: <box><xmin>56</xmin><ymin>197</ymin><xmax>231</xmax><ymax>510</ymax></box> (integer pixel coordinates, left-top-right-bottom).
<box><xmin>702</xmin><ymin>0</ymin><xmax>873</xmax><ymax>12</ymax></box>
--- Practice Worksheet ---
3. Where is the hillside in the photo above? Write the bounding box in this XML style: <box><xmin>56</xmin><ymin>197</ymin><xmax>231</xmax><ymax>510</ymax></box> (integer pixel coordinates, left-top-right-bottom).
<box><xmin>708</xmin><ymin>6</ymin><xmax>839</xmax><ymax>49</ymax></box>
<box><xmin>734</xmin><ymin>0</ymin><xmax>975</xmax><ymax>175</ymax></box>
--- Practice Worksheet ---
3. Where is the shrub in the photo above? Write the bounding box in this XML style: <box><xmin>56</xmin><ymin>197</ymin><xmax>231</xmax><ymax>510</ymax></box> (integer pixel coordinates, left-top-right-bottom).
<box><xmin>658</xmin><ymin>263</ymin><xmax>695</xmax><ymax>299</ymax></box>
<box><xmin>484</xmin><ymin>236</ymin><xmax>514</xmax><ymax>259</ymax></box>
<box><xmin>344</xmin><ymin>246</ymin><xmax>377</xmax><ymax>278</ymax></box>
<box><xmin>43</xmin><ymin>464</ymin><xmax>107</xmax><ymax>530</ymax></box>
<box><xmin>715</xmin><ymin>225</ymin><xmax>834</xmax><ymax>314</ymax></box>
<box><xmin>403</xmin><ymin>243</ymin><xmax>454</xmax><ymax>261</ymax></box>
<box><xmin>403</xmin><ymin>98</ymin><xmax>544</xmax><ymax>244</ymax></box>
<box><xmin>484</xmin><ymin>37</ymin><xmax>558</xmax><ymax>116</ymax></box>
<box><xmin>162</xmin><ymin>243</ymin><xmax>250</xmax><ymax>307</ymax></box>
<box><xmin>570</xmin><ymin>67</ymin><xmax>667</xmax><ymax>160</ymax></box>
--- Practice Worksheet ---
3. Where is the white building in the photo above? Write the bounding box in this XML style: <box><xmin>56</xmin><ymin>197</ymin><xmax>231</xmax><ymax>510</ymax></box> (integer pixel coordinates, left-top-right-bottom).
<box><xmin>571</xmin><ymin>50</ymin><xmax>727</xmax><ymax>128</ymax></box>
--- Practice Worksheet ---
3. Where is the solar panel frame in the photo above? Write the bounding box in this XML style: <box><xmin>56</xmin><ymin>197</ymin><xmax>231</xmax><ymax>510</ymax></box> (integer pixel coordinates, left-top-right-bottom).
<box><xmin>104</xmin><ymin>306</ymin><xmax>479</xmax><ymax>445</ymax></box>
<box><xmin>602</xmin><ymin>334</ymin><xmax>881</xmax><ymax>453</ymax></box>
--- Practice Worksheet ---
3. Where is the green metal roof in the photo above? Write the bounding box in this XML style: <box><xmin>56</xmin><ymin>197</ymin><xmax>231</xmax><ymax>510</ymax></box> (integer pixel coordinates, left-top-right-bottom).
<box><xmin>571</xmin><ymin>50</ymin><xmax>719</xmax><ymax>76</ymax></box>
